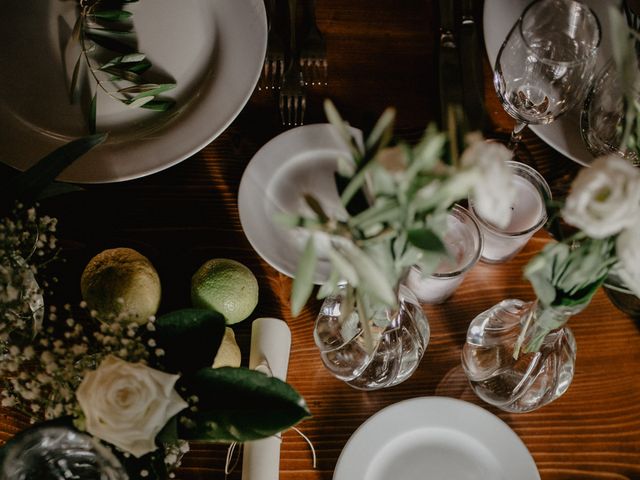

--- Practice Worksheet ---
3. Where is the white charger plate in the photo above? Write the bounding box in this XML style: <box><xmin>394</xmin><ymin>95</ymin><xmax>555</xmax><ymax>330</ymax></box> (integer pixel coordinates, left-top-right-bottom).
<box><xmin>238</xmin><ymin>124</ymin><xmax>361</xmax><ymax>285</ymax></box>
<box><xmin>0</xmin><ymin>0</ymin><xmax>266</xmax><ymax>183</ymax></box>
<box><xmin>333</xmin><ymin>397</ymin><xmax>540</xmax><ymax>480</ymax></box>
<box><xmin>483</xmin><ymin>0</ymin><xmax>616</xmax><ymax>166</ymax></box>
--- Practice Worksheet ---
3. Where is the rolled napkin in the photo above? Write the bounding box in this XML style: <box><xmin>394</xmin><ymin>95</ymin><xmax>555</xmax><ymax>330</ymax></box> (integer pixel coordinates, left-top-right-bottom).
<box><xmin>241</xmin><ymin>318</ymin><xmax>292</xmax><ymax>480</ymax></box>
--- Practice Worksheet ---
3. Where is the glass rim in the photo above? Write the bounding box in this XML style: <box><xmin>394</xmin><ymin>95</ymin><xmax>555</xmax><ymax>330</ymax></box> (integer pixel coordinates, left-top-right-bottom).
<box><xmin>469</xmin><ymin>161</ymin><xmax>551</xmax><ymax>238</ymax></box>
<box><xmin>516</xmin><ymin>0</ymin><xmax>602</xmax><ymax>68</ymax></box>
<box><xmin>413</xmin><ymin>204</ymin><xmax>483</xmax><ymax>279</ymax></box>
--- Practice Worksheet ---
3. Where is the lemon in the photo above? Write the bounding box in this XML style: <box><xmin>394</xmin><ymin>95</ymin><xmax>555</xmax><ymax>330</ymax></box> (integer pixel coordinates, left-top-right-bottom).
<box><xmin>191</xmin><ymin>258</ymin><xmax>258</xmax><ymax>325</ymax></box>
<box><xmin>212</xmin><ymin>327</ymin><xmax>242</xmax><ymax>368</ymax></box>
<box><xmin>81</xmin><ymin>248</ymin><xmax>161</xmax><ymax>323</ymax></box>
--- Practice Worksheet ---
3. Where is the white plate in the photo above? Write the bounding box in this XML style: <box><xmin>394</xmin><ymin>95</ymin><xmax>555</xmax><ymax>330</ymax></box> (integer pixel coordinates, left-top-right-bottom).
<box><xmin>483</xmin><ymin>0</ymin><xmax>616</xmax><ymax>166</ymax></box>
<box><xmin>0</xmin><ymin>0</ymin><xmax>266</xmax><ymax>183</ymax></box>
<box><xmin>239</xmin><ymin>124</ymin><xmax>361</xmax><ymax>285</ymax></box>
<box><xmin>333</xmin><ymin>397</ymin><xmax>540</xmax><ymax>480</ymax></box>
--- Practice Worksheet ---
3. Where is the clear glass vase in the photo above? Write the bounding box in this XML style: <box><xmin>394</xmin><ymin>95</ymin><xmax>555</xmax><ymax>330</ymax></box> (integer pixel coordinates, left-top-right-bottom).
<box><xmin>462</xmin><ymin>299</ymin><xmax>578</xmax><ymax>413</ymax></box>
<box><xmin>314</xmin><ymin>285</ymin><xmax>430</xmax><ymax>390</ymax></box>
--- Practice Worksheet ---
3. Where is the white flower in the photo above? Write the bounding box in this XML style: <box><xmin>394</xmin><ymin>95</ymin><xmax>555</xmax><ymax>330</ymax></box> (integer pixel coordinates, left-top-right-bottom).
<box><xmin>76</xmin><ymin>355</ymin><xmax>188</xmax><ymax>458</ymax></box>
<box><xmin>461</xmin><ymin>135</ymin><xmax>515</xmax><ymax>229</ymax></box>
<box><xmin>562</xmin><ymin>155</ymin><xmax>640</xmax><ymax>238</ymax></box>
<box><xmin>615</xmin><ymin>220</ymin><xmax>640</xmax><ymax>297</ymax></box>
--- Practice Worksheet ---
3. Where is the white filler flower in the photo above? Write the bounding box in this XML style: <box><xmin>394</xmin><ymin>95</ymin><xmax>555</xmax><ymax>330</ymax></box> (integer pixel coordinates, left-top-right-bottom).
<box><xmin>76</xmin><ymin>355</ymin><xmax>188</xmax><ymax>457</ymax></box>
<box><xmin>563</xmin><ymin>155</ymin><xmax>640</xmax><ymax>238</ymax></box>
<box><xmin>461</xmin><ymin>136</ymin><xmax>515</xmax><ymax>229</ymax></box>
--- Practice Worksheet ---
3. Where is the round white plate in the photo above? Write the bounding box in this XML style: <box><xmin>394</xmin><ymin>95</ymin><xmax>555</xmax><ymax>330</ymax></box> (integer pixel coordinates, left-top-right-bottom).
<box><xmin>333</xmin><ymin>397</ymin><xmax>540</xmax><ymax>480</ymax></box>
<box><xmin>239</xmin><ymin>124</ymin><xmax>361</xmax><ymax>285</ymax></box>
<box><xmin>0</xmin><ymin>0</ymin><xmax>266</xmax><ymax>183</ymax></box>
<box><xmin>483</xmin><ymin>0</ymin><xmax>616</xmax><ymax>166</ymax></box>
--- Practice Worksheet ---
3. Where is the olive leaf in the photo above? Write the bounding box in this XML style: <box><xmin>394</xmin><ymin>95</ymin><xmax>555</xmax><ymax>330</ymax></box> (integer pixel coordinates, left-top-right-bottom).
<box><xmin>290</xmin><ymin>236</ymin><xmax>317</xmax><ymax>316</ymax></box>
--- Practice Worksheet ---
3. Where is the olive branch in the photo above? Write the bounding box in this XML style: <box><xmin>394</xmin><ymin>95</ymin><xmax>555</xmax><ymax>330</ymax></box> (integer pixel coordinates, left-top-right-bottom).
<box><xmin>68</xmin><ymin>0</ymin><xmax>176</xmax><ymax>133</ymax></box>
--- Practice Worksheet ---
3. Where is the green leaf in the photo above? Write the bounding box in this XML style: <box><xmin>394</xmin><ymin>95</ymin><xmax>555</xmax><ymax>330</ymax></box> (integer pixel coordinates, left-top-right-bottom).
<box><xmin>303</xmin><ymin>194</ymin><xmax>329</xmax><ymax>223</ymax></box>
<box><xmin>93</xmin><ymin>9</ymin><xmax>133</xmax><ymax>21</ymax></box>
<box><xmin>291</xmin><ymin>236</ymin><xmax>317</xmax><ymax>316</ymax></box>
<box><xmin>89</xmin><ymin>92</ymin><xmax>97</xmax><ymax>133</ymax></box>
<box><xmin>139</xmin><ymin>99</ymin><xmax>176</xmax><ymax>111</ymax></box>
<box><xmin>69</xmin><ymin>54</ymin><xmax>82</xmax><ymax>103</ymax></box>
<box><xmin>179</xmin><ymin>367</ymin><xmax>311</xmax><ymax>442</ymax></box>
<box><xmin>87</xmin><ymin>31</ymin><xmax>135</xmax><ymax>54</ymax></box>
<box><xmin>0</xmin><ymin>134</ymin><xmax>106</xmax><ymax>205</ymax></box>
<box><xmin>129</xmin><ymin>83</ymin><xmax>176</xmax><ymax>102</ymax></box>
<box><xmin>323</xmin><ymin>99</ymin><xmax>362</xmax><ymax>159</ymax></box>
<box><xmin>36</xmin><ymin>181</ymin><xmax>84</xmax><ymax>201</ymax></box>
<box><xmin>365</xmin><ymin>107</ymin><xmax>396</xmax><ymax>151</ymax></box>
<box><xmin>327</xmin><ymin>247</ymin><xmax>359</xmax><ymax>286</ymax></box>
<box><xmin>155</xmin><ymin>309</ymin><xmax>226</xmax><ymax>374</ymax></box>
<box><xmin>407</xmin><ymin>228</ymin><xmax>447</xmax><ymax>254</ymax></box>
<box><xmin>341</xmin><ymin>244</ymin><xmax>396</xmax><ymax>306</ymax></box>
<box><xmin>101</xmin><ymin>66</ymin><xmax>144</xmax><ymax>83</ymax></box>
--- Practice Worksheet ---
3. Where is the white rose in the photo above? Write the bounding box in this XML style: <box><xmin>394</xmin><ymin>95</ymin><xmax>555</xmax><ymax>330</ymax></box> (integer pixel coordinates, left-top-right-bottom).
<box><xmin>76</xmin><ymin>355</ymin><xmax>188</xmax><ymax>458</ymax></box>
<box><xmin>562</xmin><ymin>155</ymin><xmax>640</xmax><ymax>238</ymax></box>
<box><xmin>461</xmin><ymin>136</ymin><xmax>515</xmax><ymax>229</ymax></box>
<box><xmin>616</xmin><ymin>220</ymin><xmax>640</xmax><ymax>297</ymax></box>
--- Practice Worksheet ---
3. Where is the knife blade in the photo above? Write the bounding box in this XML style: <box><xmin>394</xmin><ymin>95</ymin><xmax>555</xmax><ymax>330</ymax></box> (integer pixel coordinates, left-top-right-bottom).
<box><xmin>438</xmin><ymin>0</ymin><xmax>464</xmax><ymax>131</ymax></box>
<box><xmin>459</xmin><ymin>0</ymin><xmax>486</xmax><ymax>133</ymax></box>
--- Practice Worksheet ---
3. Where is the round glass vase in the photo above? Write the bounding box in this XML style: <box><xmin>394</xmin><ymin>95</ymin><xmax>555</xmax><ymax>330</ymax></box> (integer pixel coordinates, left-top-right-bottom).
<box><xmin>314</xmin><ymin>284</ymin><xmax>430</xmax><ymax>390</ymax></box>
<box><xmin>580</xmin><ymin>60</ymin><xmax>640</xmax><ymax>165</ymax></box>
<box><xmin>462</xmin><ymin>299</ymin><xmax>580</xmax><ymax>413</ymax></box>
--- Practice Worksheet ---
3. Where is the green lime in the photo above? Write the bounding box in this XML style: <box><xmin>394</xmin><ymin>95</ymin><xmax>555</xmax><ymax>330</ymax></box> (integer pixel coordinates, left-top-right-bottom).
<box><xmin>191</xmin><ymin>258</ymin><xmax>259</xmax><ymax>324</ymax></box>
<box><xmin>81</xmin><ymin>248</ymin><xmax>161</xmax><ymax>323</ymax></box>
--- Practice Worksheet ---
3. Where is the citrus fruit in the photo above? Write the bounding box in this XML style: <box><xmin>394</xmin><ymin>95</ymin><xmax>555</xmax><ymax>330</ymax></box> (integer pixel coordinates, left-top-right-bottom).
<box><xmin>212</xmin><ymin>327</ymin><xmax>242</xmax><ymax>368</ymax></box>
<box><xmin>191</xmin><ymin>258</ymin><xmax>258</xmax><ymax>324</ymax></box>
<box><xmin>81</xmin><ymin>248</ymin><xmax>161</xmax><ymax>324</ymax></box>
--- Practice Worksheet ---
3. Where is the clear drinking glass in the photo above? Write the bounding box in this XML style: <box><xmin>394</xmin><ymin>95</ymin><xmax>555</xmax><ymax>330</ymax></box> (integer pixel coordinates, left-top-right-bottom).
<box><xmin>494</xmin><ymin>0</ymin><xmax>601</xmax><ymax>149</ymax></box>
<box><xmin>406</xmin><ymin>205</ymin><xmax>482</xmax><ymax>304</ymax></box>
<box><xmin>469</xmin><ymin>161</ymin><xmax>551</xmax><ymax>264</ymax></box>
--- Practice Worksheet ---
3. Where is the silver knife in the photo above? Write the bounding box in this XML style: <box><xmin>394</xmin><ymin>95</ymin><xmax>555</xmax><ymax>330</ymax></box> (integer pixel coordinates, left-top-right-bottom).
<box><xmin>459</xmin><ymin>0</ymin><xmax>486</xmax><ymax>132</ymax></box>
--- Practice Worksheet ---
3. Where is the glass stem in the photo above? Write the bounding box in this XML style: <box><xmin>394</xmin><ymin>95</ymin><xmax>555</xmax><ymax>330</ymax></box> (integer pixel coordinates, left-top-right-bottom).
<box><xmin>507</xmin><ymin>121</ymin><xmax>527</xmax><ymax>151</ymax></box>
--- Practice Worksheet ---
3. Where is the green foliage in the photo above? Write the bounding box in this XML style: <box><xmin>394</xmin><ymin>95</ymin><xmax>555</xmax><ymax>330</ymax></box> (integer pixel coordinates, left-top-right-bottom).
<box><xmin>155</xmin><ymin>309</ymin><xmax>226</xmax><ymax>374</ymax></box>
<box><xmin>179</xmin><ymin>367</ymin><xmax>311</xmax><ymax>443</ymax></box>
<box><xmin>283</xmin><ymin>100</ymin><xmax>485</xmax><ymax>332</ymax></box>
<box><xmin>69</xmin><ymin>0</ymin><xmax>176</xmax><ymax>132</ymax></box>
<box><xmin>0</xmin><ymin>134</ymin><xmax>107</xmax><ymax>207</ymax></box>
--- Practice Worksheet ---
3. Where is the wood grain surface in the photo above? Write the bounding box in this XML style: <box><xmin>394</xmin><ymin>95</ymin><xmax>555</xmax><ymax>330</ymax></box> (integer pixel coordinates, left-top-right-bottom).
<box><xmin>3</xmin><ymin>0</ymin><xmax>640</xmax><ymax>479</ymax></box>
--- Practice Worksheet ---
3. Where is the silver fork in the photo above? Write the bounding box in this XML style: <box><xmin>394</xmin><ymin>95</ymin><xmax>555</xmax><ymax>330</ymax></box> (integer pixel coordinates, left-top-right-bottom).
<box><xmin>260</xmin><ymin>0</ymin><xmax>285</xmax><ymax>90</ymax></box>
<box><xmin>279</xmin><ymin>0</ymin><xmax>306</xmax><ymax>126</ymax></box>
<box><xmin>299</xmin><ymin>0</ymin><xmax>327</xmax><ymax>87</ymax></box>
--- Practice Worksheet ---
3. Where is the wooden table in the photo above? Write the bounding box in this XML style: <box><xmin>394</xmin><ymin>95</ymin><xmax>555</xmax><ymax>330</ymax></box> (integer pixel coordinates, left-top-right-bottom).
<box><xmin>5</xmin><ymin>1</ymin><xmax>640</xmax><ymax>478</ymax></box>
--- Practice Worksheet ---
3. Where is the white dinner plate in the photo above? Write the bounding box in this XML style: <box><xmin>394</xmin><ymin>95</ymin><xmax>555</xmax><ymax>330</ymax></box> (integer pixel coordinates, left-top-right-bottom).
<box><xmin>333</xmin><ymin>397</ymin><xmax>540</xmax><ymax>480</ymax></box>
<box><xmin>0</xmin><ymin>0</ymin><xmax>266</xmax><ymax>183</ymax></box>
<box><xmin>483</xmin><ymin>0</ymin><xmax>616</xmax><ymax>166</ymax></box>
<box><xmin>238</xmin><ymin>124</ymin><xmax>361</xmax><ymax>285</ymax></box>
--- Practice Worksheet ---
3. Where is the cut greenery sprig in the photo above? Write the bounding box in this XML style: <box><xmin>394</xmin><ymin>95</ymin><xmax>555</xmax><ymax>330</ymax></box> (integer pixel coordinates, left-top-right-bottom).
<box><xmin>517</xmin><ymin>154</ymin><xmax>640</xmax><ymax>355</ymax></box>
<box><xmin>279</xmin><ymin>100</ymin><xmax>515</xmax><ymax>351</ymax></box>
<box><xmin>69</xmin><ymin>0</ymin><xmax>176</xmax><ymax>132</ymax></box>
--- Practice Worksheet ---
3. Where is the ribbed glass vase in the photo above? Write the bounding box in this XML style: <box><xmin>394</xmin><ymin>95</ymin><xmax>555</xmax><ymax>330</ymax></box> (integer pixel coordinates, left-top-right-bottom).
<box><xmin>462</xmin><ymin>299</ymin><xmax>579</xmax><ymax>413</ymax></box>
<box><xmin>314</xmin><ymin>285</ymin><xmax>429</xmax><ymax>390</ymax></box>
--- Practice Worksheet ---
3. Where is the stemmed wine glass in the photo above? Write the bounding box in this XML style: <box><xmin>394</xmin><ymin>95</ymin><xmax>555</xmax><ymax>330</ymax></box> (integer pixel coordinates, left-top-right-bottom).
<box><xmin>494</xmin><ymin>0</ymin><xmax>601</xmax><ymax>151</ymax></box>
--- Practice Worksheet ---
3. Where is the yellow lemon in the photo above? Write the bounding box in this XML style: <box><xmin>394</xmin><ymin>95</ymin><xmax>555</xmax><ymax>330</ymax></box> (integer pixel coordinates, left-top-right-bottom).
<box><xmin>212</xmin><ymin>327</ymin><xmax>242</xmax><ymax>368</ymax></box>
<box><xmin>81</xmin><ymin>248</ymin><xmax>161</xmax><ymax>324</ymax></box>
<box><xmin>191</xmin><ymin>258</ymin><xmax>258</xmax><ymax>325</ymax></box>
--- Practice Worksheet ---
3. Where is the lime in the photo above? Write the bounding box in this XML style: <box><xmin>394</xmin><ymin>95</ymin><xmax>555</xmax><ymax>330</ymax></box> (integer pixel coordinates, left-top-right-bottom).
<box><xmin>191</xmin><ymin>258</ymin><xmax>258</xmax><ymax>324</ymax></box>
<box><xmin>212</xmin><ymin>327</ymin><xmax>242</xmax><ymax>368</ymax></box>
<box><xmin>81</xmin><ymin>248</ymin><xmax>161</xmax><ymax>323</ymax></box>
